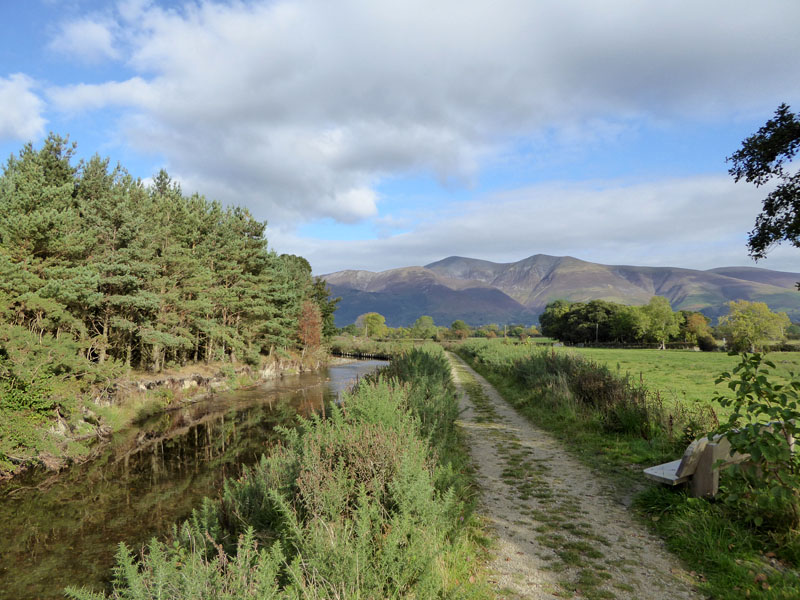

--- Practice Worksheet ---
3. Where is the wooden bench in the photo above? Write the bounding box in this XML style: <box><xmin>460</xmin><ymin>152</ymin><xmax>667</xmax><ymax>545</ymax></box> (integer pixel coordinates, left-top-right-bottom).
<box><xmin>643</xmin><ymin>435</ymin><xmax>748</xmax><ymax>497</ymax></box>
<box><xmin>645</xmin><ymin>422</ymin><xmax>795</xmax><ymax>497</ymax></box>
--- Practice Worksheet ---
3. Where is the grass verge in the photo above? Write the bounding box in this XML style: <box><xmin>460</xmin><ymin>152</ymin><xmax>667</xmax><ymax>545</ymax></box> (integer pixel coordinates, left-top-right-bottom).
<box><xmin>455</xmin><ymin>339</ymin><xmax>800</xmax><ymax>599</ymax></box>
<box><xmin>636</xmin><ymin>487</ymin><xmax>800</xmax><ymax>599</ymax></box>
<box><xmin>455</xmin><ymin>340</ymin><xmax>712</xmax><ymax>490</ymax></box>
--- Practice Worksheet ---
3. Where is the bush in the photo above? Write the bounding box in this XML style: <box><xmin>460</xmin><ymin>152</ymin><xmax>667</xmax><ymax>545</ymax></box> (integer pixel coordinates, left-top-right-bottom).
<box><xmin>713</xmin><ymin>353</ymin><xmax>800</xmax><ymax>531</ymax></box>
<box><xmin>697</xmin><ymin>334</ymin><xmax>718</xmax><ymax>352</ymax></box>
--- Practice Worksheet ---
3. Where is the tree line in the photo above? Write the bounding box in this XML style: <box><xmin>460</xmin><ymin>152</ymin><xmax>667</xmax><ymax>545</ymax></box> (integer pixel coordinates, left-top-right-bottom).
<box><xmin>338</xmin><ymin>299</ymin><xmax>796</xmax><ymax>352</ymax></box>
<box><xmin>341</xmin><ymin>313</ymin><xmax>539</xmax><ymax>341</ymax></box>
<box><xmin>0</xmin><ymin>135</ymin><xmax>338</xmax><ymax>406</ymax></box>
<box><xmin>539</xmin><ymin>296</ymin><xmax>793</xmax><ymax>351</ymax></box>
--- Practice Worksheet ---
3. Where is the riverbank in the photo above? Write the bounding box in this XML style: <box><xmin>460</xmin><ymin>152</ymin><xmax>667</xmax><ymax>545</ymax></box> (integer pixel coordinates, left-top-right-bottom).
<box><xmin>63</xmin><ymin>346</ymin><xmax>490</xmax><ymax>600</ymax></box>
<box><xmin>0</xmin><ymin>358</ymin><xmax>388</xmax><ymax>600</ymax></box>
<box><xmin>0</xmin><ymin>348</ymin><xmax>336</xmax><ymax>481</ymax></box>
<box><xmin>328</xmin><ymin>335</ymin><xmax>417</xmax><ymax>359</ymax></box>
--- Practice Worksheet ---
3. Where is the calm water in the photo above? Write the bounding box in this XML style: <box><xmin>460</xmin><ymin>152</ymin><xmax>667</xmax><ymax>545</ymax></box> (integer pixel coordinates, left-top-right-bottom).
<box><xmin>0</xmin><ymin>359</ymin><xmax>386</xmax><ymax>600</ymax></box>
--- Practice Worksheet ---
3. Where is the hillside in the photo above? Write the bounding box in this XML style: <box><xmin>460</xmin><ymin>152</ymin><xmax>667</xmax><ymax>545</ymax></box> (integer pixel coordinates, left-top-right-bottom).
<box><xmin>323</xmin><ymin>254</ymin><xmax>800</xmax><ymax>326</ymax></box>
<box><xmin>324</xmin><ymin>267</ymin><xmax>536</xmax><ymax>327</ymax></box>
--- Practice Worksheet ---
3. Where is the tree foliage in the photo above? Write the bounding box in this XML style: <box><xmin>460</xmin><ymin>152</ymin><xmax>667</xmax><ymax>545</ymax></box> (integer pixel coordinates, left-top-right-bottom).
<box><xmin>680</xmin><ymin>311</ymin><xmax>712</xmax><ymax>343</ymax></box>
<box><xmin>717</xmin><ymin>300</ymin><xmax>790</xmax><ymax>352</ymax></box>
<box><xmin>714</xmin><ymin>353</ymin><xmax>800</xmax><ymax>529</ymax></box>
<box><xmin>539</xmin><ymin>297</ymin><xmax>691</xmax><ymax>348</ymax></box>
<box><xmin>297</xmin><ymin>300</ymin><xmax>322</xmax><ymax>349</ymax></box>
<box><xmin>538</xmin><ymin>300</ymin><xmax>572</xmax><ymax>341</ymax></box>
<box><xmin>727</xmin><ymin>103</ymin><xmax>800</xmax><ymax>263</ymax></box>
<box><xmin>449</xmin><ymin>319</ymin><xmax>470</xmax><ymax>340</ymax></box>
<box><xmin>355</xmin><ymin>312</ymin><xmax>388</xmax><ymax>338</ymax></box>
<box><xmin>310</xmin><ymin>279</ymin><xmax>340</xmax><ymax>339</ymax></box>
<box><xmin>410</xmin><ymin>315</ymin><xmax>437</xmax><ymax>339</ymax></box>
<box><xmin>0</xmin><ymin>135</ymin><xmax>332</xmax><ymax>375</ymax></box>
<box><xmin>640</xmin><ymin>296</ymin><xmax>681</xmax><ymax>350</ymax></box>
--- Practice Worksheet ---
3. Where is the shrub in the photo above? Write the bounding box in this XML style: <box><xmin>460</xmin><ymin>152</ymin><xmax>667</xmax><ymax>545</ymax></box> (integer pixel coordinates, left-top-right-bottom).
<box><xmin>697</xmin><ymin>334</ymin><xmax>718</xmax><ymax>352</ymax></box>
<box><xmin>296</xmin><ymin>409</ymin><xmax>426</xmax><ymax>522</ymax></box>
<box><xmin>713</xmin><ymin>353</ymin><xmax>800</xmax><ymax>530</ymax></box>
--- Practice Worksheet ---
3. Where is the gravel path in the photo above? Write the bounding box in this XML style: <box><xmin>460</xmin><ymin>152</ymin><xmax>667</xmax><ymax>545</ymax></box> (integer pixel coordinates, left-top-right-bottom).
<box><xmin>448</xmin><ymin>352</ymin><xmax>701</xmax><ymax>600</ymax></box>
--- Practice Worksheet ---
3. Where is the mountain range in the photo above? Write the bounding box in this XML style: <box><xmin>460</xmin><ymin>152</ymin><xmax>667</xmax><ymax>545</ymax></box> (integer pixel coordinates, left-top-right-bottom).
<box><xmin>322</xmin><ymin>254</ymin><xmax>800</xmax><ymax>327</ymax></box>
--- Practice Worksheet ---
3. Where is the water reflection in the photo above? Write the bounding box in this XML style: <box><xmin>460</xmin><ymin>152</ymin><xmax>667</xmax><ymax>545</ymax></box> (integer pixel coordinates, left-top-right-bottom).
<box><xmin>0</xmin><ymin>359</ymin><xmax>385</xmax><ymax>600</ymax></box>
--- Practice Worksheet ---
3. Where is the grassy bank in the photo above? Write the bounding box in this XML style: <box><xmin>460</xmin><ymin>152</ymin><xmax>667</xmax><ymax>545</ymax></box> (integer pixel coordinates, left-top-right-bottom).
<box><xmin>455</xmin><ymin>339</ymin><xmax>712</xmax><ymax>484</ymax></box>
<box><xmin>0</xmin><ymin>348</ymin><xmax>329</xmax><ymax>479</ymax></box>
<box><xmin>66</xmin><ymin>345</ymin><xmax>490</xmax><ymax>599</ymax></box>
<box><xmin>455</xmin><ymin>338</ymin><xmax>800</xmax><ymax>598</ymax></box>
<box><xmin>456</xmin><ymin>340</ymin><xmax>800</xmax><ymax>419</ymax></box>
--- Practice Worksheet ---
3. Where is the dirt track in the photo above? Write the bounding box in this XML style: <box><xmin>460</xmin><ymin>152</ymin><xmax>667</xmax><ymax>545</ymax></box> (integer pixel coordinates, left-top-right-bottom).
<box><xmin>448</xmin><ymin>352</ymin><xmax>701</xmax><ymax>600</ymax></box>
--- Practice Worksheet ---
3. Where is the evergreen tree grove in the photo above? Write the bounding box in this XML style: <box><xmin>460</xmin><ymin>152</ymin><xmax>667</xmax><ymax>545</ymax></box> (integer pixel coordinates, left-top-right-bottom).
<box><xmin>0</xmin><ymin>135</ymin><xmax>336</xmax><ymax>378</ymax></box>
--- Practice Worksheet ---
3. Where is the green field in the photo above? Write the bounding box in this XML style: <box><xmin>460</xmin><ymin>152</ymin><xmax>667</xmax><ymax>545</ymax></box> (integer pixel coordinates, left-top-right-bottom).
<box><xmin>466</xmin><ymin>339</ymin><xmax>800</xmax><ymax>410</ymax></box>
<box><xmin>561</xmin><ymin>347</ymin><xmax>800</xmax><ymax>414</ymax></box>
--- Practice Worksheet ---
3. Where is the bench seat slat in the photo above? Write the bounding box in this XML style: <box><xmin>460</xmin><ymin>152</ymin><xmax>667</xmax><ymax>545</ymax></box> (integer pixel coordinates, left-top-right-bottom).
<box><xmin>643</xmin><ymin>459</ymin><xmax>690</xmax><ymax>485</ymax></box>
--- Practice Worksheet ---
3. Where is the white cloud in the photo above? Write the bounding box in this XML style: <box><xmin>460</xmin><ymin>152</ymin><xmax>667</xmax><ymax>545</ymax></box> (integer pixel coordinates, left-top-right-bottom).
<box><xmin>274</xmin><ymin>175</ymin><xmax>797</xmax><ymax>275</ymax></box>
<box><xmin>50</xmin><ymin>78</ymin><xmax>154</xmax><ymax>113</ymax></box>
<box><xmin>49</xmin><ymin>18</ymin><xmax>119</xmax><ymax>63</ymax></box>
<box><xmin>46</xmin><ymin>0</ymin><xmax>800</xmax><ymax>224</ymax></box>
<box><xmin>0</xmin><ymin>74</ymin><xmax>46</xmax><ymax>142</ymax></box>
<box><xmin>326</xmin><ymin>187</ymin><xmax>379</xmax><ymax>223</ymax></box>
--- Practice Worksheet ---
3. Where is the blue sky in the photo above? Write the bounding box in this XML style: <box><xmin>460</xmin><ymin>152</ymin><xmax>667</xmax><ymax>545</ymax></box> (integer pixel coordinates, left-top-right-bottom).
<box><xmin>1</xmin><ymin>0</ymin><xmax>799</xmax><ymax>274</ymax></box>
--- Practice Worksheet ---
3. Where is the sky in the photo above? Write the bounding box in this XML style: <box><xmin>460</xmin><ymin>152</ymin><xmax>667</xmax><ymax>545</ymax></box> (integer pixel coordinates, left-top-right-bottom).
<box><xmin>1</xmin><ymin>0</ymin><xmax>799</xmax><ymax>275</ymax></box>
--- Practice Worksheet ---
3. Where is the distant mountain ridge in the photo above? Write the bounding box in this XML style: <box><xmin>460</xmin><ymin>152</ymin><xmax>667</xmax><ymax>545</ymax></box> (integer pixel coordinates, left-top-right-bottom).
<box><xmin>322</xmin><ymin>254</ymin><xmax>800</xmax><ymax>327</ymax></box>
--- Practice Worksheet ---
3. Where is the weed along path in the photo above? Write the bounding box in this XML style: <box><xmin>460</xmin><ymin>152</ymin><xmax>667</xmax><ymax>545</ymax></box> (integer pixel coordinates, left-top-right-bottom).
<box><xmin>448</xmin><ymin>352</ymin><xmax>700</xmax><ymax>600</ymax></box>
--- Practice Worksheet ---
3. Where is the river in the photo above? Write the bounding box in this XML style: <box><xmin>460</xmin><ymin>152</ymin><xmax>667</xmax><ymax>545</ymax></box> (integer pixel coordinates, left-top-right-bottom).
<box><xmin>0</xmin><ymin>359</ymin><xmax>386</xmax><ymax>600</ymax></box>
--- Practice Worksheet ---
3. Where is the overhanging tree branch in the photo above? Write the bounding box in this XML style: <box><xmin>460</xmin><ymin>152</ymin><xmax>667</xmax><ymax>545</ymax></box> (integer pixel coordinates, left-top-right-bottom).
<box><xmin>727</xmin><ymin>103</ymin><xmax>800</xmax><ymax>265</ymax></box>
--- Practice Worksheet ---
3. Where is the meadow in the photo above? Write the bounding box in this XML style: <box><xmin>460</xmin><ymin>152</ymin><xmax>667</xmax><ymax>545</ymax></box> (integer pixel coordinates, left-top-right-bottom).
<box><xmin>563</xmin><ymin>346</ymin><xmax>800</xmax><ymax>414</ymax></box>
<box><xmin>481</xmin><ymin>339</ymin><xmax>800</xmax><ymax>418</ymax></box>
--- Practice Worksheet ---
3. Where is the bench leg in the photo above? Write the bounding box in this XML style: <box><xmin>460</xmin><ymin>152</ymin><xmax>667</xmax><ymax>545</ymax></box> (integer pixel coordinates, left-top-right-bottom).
<box><xmin>690</xmin><ymin>445</ymin><xmax>719</xmax><ymax>498</ymax></box>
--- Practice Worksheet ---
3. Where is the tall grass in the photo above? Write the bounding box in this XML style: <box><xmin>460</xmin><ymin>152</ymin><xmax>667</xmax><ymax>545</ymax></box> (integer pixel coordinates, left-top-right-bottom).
<box><xmin>457</xmin><ymin>339</ymin><xmax>717</xmax><ymax>458</ymax></box>
<box><xmin>66</xmin><ymin>346</ymin><xmax>488</xmax><ymax>599</ymax></box>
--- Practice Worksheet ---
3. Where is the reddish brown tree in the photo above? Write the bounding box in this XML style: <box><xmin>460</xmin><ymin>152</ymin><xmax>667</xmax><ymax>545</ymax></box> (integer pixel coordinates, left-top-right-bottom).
<box><xmin>298</xmin><ymin>300</ymin><xmax>322</xmax><ymax>348</ymax></box>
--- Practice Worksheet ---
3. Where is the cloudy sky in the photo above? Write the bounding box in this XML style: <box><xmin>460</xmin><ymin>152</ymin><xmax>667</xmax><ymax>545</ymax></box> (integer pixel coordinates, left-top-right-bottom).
<box><xmin>2</xmin><ymin>0</ymin><xmax>799</xmax><ymax>274</ymax></box>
